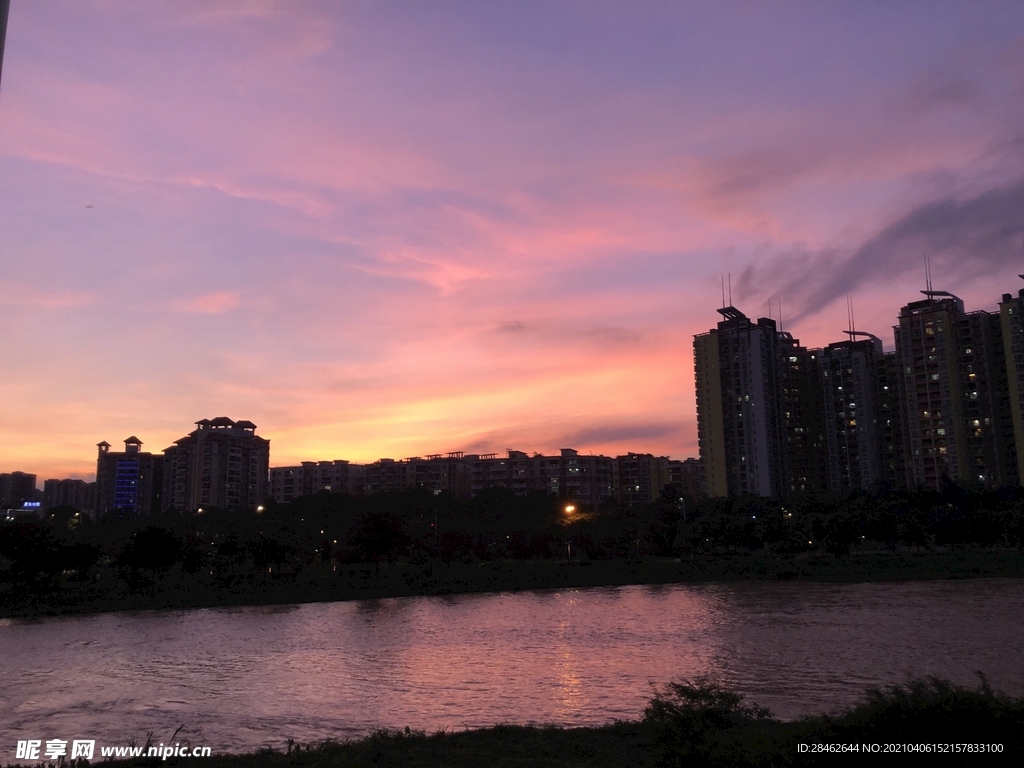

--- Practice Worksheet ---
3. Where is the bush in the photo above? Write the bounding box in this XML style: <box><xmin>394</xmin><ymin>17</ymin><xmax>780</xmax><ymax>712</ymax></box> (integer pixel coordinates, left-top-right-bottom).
<box><xmin>806</xmin><ymin>675</ymin><xmax>1024</xmax><ymax>747</ymax></box>
<box><xmin>643</xmin><ymin>678</ymin><xmax>776</xmax><ymax>767</ymax></box>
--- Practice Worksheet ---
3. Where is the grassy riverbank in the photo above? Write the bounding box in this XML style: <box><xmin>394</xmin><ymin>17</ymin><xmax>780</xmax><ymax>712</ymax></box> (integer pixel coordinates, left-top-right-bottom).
<box><xmin>2</xmin><ymin>549</ymin><xmax>1023</xmax><ymax>619</ymax></box>
<box><xmin>40</xmin><ymin>677</ymin><xmax>1021</xmax><ymax>767</ymax></box>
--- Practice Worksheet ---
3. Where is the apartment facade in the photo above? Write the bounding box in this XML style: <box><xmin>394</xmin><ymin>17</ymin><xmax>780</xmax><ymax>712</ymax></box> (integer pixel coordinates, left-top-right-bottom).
<box><xmin>0</xmin><ymin>471</ymin><xmax>37</xmax><ymax>508</ymax></box>
<box><xmin>779</xmin><ymin>333</ymin><xmax>829</xmax><ymax>494</ymax></box>
<box><xmin>162</xmin><ymin>417</ymin><xmax>269</xmax><ymax>512</ymax></box>
<box><xmin>269</xmin><ymin>460</ymin><xmax>366</xmax><ymax>503</ymax></box>
<box><xmin>95</xmin><ymin>437</ymin><xmax>163</xmax><ymax>517</ymax></box>
<box><xmin>1000</xmin><ymin>288</ymin><xmax>1024</xmax><ymax>485</ymax></box>
<box><xmin>818</xmin><ymin>335</ymin><xmax>889</xmax><ymax>492</ymax></box>
<box><xmin>42</xmin><ymin>478</ymin><xmax>96</xmax><ymax>515</ymax></box>
<box><xmin>694</xmin><ymin>307</ymin><xmax>786</xmax><ymax>498</ymax></box>
<box><xmin>616</xmin><ymin>452</ymin><xmax>671</xmax><ymax>505</ymax></box>
<box><xmin>668</xmin><ymin>457</ymin><xmax>701</xmax><ymax>499</ymax></box>
<box><xmin>695</xmin><ymin>305</ymin><xmax>911</xmax><ymax>497</ymax></box>
<box><xmin>894</xmin><ymin>293</ymin><xmax>1014</xmax><ymax>490</ymax></box>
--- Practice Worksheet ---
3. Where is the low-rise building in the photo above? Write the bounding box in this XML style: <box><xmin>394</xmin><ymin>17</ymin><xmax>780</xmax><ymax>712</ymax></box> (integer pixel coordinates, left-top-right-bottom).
<box><xmin>616</xmin><ymin>452</ymin><xmax>671</xmax><ymax>505</ymax></box>
<box><xmin>0</xmin><ymin>471</ymin><xmax>38</xmax><ymax>508</ymax></box>
<box><xmin>269</xmin><ymin>460</ymin><xmax>366</xmax><ymax>503</ymax></box>
<box><xmin>42</xmin><ymin>478</ymin><xmax>96</xmax><ymax>515</ymax></box>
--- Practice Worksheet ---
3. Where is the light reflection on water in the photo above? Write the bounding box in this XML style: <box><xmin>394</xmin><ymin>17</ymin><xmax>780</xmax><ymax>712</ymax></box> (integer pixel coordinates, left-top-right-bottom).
<box><xmin>1</xmin><ymin>579</ymin><xmax>1021</xmax><ymax>753</ymax></box>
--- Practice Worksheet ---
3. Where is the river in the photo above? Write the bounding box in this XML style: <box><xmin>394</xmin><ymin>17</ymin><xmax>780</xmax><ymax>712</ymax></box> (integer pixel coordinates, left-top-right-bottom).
<box><xmin>1</xmin><ymin>579</ymin><xmax>1021</xmax><ymax>753</ymax></box>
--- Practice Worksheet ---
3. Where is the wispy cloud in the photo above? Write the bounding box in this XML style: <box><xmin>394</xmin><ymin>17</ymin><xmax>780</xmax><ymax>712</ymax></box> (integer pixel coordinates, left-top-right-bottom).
<box><xmin>181</xmin><ymin>291</ymin><xmax>241</xmax><ymax>315</ymax></box>
<box><xmin>743</xmin><ymin>175</ymin><xmax>1024</xmax><ymax>323</ymax></box>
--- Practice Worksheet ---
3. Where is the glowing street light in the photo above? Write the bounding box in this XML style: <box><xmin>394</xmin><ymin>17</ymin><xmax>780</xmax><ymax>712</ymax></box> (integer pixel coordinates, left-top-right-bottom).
<box><xmin>564</xmin><ymin>504</ymin><xmax>576</xmax><ymax>514</ymax></box>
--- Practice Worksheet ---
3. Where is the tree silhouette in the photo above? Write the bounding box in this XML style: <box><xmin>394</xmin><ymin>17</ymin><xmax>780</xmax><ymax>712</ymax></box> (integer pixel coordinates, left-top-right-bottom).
<box><xmin>349</xmin><ymin>511</ymin><xmax>408</xmax><ymax>569</ymax></box>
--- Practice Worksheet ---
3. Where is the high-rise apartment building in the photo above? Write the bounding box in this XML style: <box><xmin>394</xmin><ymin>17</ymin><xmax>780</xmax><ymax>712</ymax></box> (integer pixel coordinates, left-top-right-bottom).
<box><xmin>695</xmin><ymin>306</ymin><xmax>902</xmax><ymax>497</ymax></box>
<box><xmin>958</xmin><ymin>308</ymin><xmax>1016</xmax><ymax>487</ymax></box>
<box><xmin>1000</xmin><ymin>288</ymin><xmax>1024</xmax><ymax>485</ymax></box>
<box><xmin>693</xmin><ymin>283</ymin><xmax>1024</xmax><ymax>498</ymax></box>
<box><xmin>893</xmin><ymin>293</ymin><xmax>965</xmax><ymax>489</ymax></box>
<box><xmin>876</xmin><ymin>350</ymin><xmax>907</xmax><ymax>490</ymax></box>
<box><xmin>694</xmin><ymin>307</ymin><xmax>786</xmax><ymax>498</ymax></box>
<box><xmin>779</xmin><ymin>333</ymin><xmax>829</xmax><ymax>494</ymax></box>
<box><xmin>819</xmin><ymin>334</ymin><xmax>888</xmax><ymax>491</ymax></box>
<box><xmin>893</xmin><ymin>292</ymin><xmax>1013</xmax><ymax>490</ymax></box>
<box><xmin>95</xmin><ymin>437</ymin><xmax>163</xmax><ymax>517</ymax></box>
<box><xmin>162</xmin><ymin>418</ymin><xmax>269</xmax><ymax>512</ymax></box>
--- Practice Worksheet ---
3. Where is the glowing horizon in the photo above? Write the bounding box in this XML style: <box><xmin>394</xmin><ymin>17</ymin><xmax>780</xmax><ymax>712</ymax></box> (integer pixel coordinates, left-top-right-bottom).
<box><xmin>2</xmin><ymin>2</ymin><xmax>1024</xmax><ymax>482</ymax></box>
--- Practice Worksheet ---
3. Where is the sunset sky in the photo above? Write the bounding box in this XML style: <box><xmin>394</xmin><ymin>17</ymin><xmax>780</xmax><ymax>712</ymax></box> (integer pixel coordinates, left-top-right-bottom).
<box><xmin>2</xmin><ymin>1</ymin><xmax>1024</xmax><ymax>481</ymax></box>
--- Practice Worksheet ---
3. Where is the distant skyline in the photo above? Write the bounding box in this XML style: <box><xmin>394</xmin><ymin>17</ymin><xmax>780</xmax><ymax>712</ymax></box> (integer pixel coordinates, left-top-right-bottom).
<box><xmin>2</xmin><ymin>1</ymin><xmax>1024</xmax><ymax>480</ymax></box>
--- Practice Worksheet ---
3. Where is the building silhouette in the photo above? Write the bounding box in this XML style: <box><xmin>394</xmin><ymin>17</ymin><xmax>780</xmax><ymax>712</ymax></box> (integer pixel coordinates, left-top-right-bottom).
<box><xmin>95</xmin><ymin>437</ymin><xmax>163</xmax><ymax>517</ymax></box>
<box><xmin>694</xmin><ymin>307</ymin><xmax>786</xmax><ymax>498</ymax></box>
<box><xmin>42</xmin><ymin>478</ymin><xmax>96</xmax><ymax>515</ymax></box>
<box><xmin>818</xmin><ymin>334</ymin><xmax>889</xmax><ymax>491</ymax></box>
<box><xmin>999</xmin><ymin>288</ymin><xmax>1024</xmax><ymax>485</ymax></box>
<box><xmin>669</xmin><ymin>457</ymin><xmax>701</xmax><ymax>498</ymax></box>
<box><xmin>778</xmin><ymin>333</ymin><xmax>829</xmax><ymax>494</ymax></box>
<box><xmin>0</xmin><ymin>471</ymin><xmax>38</xmax><ymax>508</ymax></box>
<box><xmin>266</xmin><ymin>448</ymin><xmax>620</xmax><ymax>506</ymax></box>
<box><xmin>894</xmin><ymin>292</ymin><xmax>1015</xmax><ymax>490</ymax></box>
<box><xmin>616</xmin><ymin>452</ymin><xmax>671</xmax><ymax>505</ymax></box>
<box><xmin>269</xmin><ymin>460</ymin><xmax>366</xmax><ymax>503</ymax></box>
<box><xmin>162</xmin><ymin>418</ymin><xmax>269</xmax><ymax>512</ymax></box>
<box><xmin>694</xmin><ymin>280</ymin><xmax>1024</xmax><ymax>498</ymax></box>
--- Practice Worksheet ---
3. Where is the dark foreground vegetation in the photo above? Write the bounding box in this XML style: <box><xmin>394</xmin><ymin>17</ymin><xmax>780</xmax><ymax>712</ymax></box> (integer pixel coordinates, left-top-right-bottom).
<box><xmin>4</xmin><ymin>482</ymin><xmax>1024</xmax><ymax>617</ymax></box>
<box><xmin>11</xmin><ymin>677</ymin><xmax>1021</xmax><ymax>767</ymax></box>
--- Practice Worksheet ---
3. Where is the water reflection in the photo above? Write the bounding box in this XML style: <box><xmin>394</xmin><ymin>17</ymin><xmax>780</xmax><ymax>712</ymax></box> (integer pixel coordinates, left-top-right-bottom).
<box><xmin>0</xmin><ymin>580</ymin><xmax>1021</xmax><ymax>752</ymax></box>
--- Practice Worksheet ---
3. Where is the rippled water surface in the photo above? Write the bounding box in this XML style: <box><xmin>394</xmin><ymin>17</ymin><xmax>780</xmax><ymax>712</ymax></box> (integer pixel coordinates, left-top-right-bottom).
<box><xmin>2</xmin><ymin>579</ymin><xmax>1022</xmax><ymax>752</ymax></box>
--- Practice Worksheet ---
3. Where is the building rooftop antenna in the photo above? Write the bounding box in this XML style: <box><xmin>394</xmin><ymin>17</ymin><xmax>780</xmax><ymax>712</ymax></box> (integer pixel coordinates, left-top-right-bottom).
<box><xmin>728</xmin><ymin>273</ymin><xmax>732</xmax><ymax>307</ymax></box>
<box><xmin>721</xmin><ymin>275</ymin><xmax>725</xmax><ymax>308</ymax></box>
<box><xmin>778</xmin><ymin>297</ymin><xmax>783</xmax><ymax>332</ymax></box>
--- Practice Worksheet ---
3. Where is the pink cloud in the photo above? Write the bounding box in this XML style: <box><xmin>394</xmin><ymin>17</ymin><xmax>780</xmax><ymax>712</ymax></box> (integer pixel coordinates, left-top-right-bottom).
<box><xmin>182</xmin><ymin>291</ymin><xmax>241</xmax><ymax>315</ymax></box>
